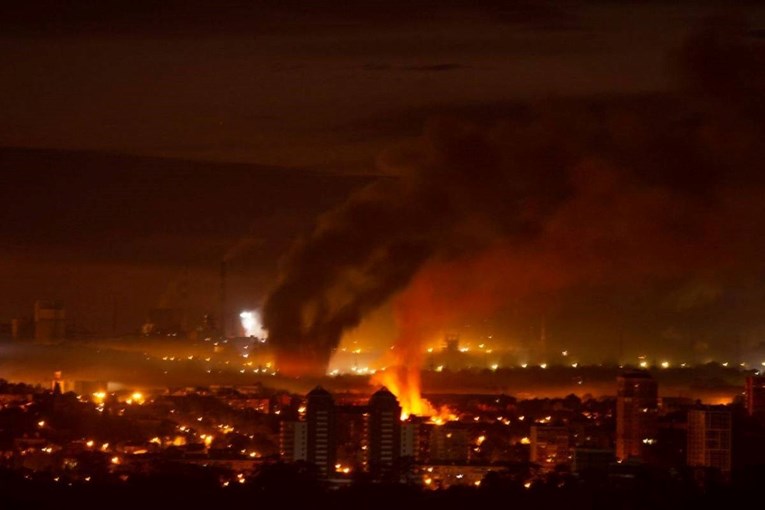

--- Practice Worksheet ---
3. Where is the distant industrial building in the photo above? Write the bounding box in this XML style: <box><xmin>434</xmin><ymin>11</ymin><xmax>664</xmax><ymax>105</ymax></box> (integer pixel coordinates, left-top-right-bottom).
<box><xmin>51</xmin><ymin>371</ymin><xmax>65</xmax><ymax>394</ymax></box>
<box><xmin>34</xmin><ymin>300</ymin><xmax>65</xmax><ymax>341</ymax></box>
<box><xmin>530</xmin><ymin>425</ymin><xmax>571</xmax><ymax>470</ymax></box>
<box><xmin>49</xmin><ymin>371</ymin><xmax>81</xmax><ymax>394</ymax></box>
<box><xmin>616</xmin><ymin>371</ymin><xmax>658</xmax><ymax>460</ymax></box>
<box><xmin>687</xmin><ymin>407</ymin><xmax>731</xmax><ymax>476</ymax></box>
<box><xmin>442</xmin><ymin>334</ymin><xmax>462</xmax><ymax>370</ymax></box>
<box><xmin>366</xmin><ymin>387</ymin><xmax>401</xmax><ymax>477</ymax></box>
<box><xmin>142</xmin><ymin>307</ymin><xmax>184</xmax><ymax>337</ymax></box>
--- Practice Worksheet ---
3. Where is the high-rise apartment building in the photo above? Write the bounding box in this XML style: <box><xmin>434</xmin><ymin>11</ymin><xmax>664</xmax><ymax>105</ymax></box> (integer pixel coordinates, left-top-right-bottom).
<box><xmin>616</xmin><ymin>371</ymin><xmax>658</xmax><ymax>460</ymax></box>
<box><xmin>366</xmin><ymin>387</ymin><xmax>401</xmax><ymax>477</ymax></box>
<box><xmin>306</xmin><ymin>386</ymin><xmax>336</xmax><ymax>478</ymax></box>
<box><xmin>687</xmin><ymin>407</ymin><xmax>731</xmax><ymax>476</ymax></box>
<box><xmin>745</xmin><ymin>376</ymin><xmax>765</xmax><ymax>416</ymax></box>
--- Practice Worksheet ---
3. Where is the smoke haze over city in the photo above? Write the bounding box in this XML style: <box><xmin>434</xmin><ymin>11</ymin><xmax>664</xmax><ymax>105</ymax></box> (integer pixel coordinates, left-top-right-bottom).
<box><xmin>2</xmin><ymin>1</ymin><xmax>765</xmax><ymax>370</ymax></box>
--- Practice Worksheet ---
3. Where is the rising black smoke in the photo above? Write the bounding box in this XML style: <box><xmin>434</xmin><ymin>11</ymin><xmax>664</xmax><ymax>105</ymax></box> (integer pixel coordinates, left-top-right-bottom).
<box><xmin>263</xmin><ymin>21</ymin><xmax>765</xmax><ymax>375</ymax></box>
<box><xmin>262</xmin><ymin>120</ymin><xmax>569</xmax><ymax>374</ymax></box>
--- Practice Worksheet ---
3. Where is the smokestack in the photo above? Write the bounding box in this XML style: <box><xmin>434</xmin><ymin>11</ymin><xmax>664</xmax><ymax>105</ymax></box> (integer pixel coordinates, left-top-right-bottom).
<box><xmin>220</xmin><ymin>260</ymin><xmax>227</xmax><ymax>338</ymax></box>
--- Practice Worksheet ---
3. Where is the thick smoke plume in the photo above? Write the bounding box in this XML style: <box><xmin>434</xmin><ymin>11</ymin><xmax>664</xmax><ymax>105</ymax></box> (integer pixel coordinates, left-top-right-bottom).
<box><xmin>263</xmin><ymin>119</ymin><xmax>564</xmax><ymax>374</ymax></box>
<box><xmin>264</xmin><ymin>22</ymin><xmax>765</xmax><ymax>375</ymax></box>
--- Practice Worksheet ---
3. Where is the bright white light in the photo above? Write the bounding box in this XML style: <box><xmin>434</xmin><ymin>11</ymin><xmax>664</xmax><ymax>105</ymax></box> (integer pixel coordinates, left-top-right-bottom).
<box><xmin>239</xmin><ymin>310</ymin><xmax>266</xmax><ymax>339</ymax></box>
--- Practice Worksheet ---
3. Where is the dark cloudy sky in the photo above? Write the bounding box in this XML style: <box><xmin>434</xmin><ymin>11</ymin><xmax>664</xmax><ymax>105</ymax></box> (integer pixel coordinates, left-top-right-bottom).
<box><xmin>3</xmin><ymin>1</ymin><xmax>742</xmax><ymax>167</ymax></box>
<box><xmin>2</xmin><ymin>1</ymin><xmax>765</xmax><ymax>364</ymax></box>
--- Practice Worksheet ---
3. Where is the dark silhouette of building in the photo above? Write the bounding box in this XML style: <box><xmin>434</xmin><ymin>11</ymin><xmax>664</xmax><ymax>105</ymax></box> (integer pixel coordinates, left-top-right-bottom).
<box><xmin>306</xmin><ymin>386</ymin><xmax>336</xmax><ymax>478</ymax></box>
<box><xmin>616</xmin><ymin>371</ymin><xmax>658</xmax><ymax>460</ymax></box>
<box><xmin>745</xmin><ymin>376</ymin><xmax>765</xmax><ymax>416</ymax></box>
<box><xmin>430</xmin><ymin>423</ymin><xmax>469</xmax><ymax>463</ymax></box>
<box><xmin>11</xmin><ymin>317</ymin><xmax>34</xmax><ymax>340</ymax></box>
<box><xmin>530</xmin><ymin>424</ymin><xmax>571</xmax><ymax>470</ymax></box>
<box><xmin>444</xmin><ymin>334</ymin><xmax>459</xmax><ymax>353</ymax></box>
<box><xmin>336</xmin><ymin>404</ymin><xmax>367</xmax><ymax>471</ymax></box>
<box><xmin>51</xmin><ymin>370</ymin><xmax>64</xmax><ymax>395</ymax></box>
<box><xmin>572</xmin><ymin>448</ymin><xmax>615</xmax><ymax>475</ymax></box>
<box><xmin>142</xmin><ymin>307</ymin><xmax>184</xmax><ymax>337</ymax></box>
<box><xmin>34</xmin><ymin>300</ymin><xmax>65</xmax><ymax>341</ymax></box>
<box><xmin>652</xmin><ymin>411</ymin><xmax>688</xmax><ymax>469</ymax></box>
<box><xmin>366</xmin><ymin>387</ymin><xmax>401</xmax><ymax>478</ymax></box>
<box><xmin>687</xmin><ymin>406</ymin><xmax>731</xmax><ymax>476</ymax></box>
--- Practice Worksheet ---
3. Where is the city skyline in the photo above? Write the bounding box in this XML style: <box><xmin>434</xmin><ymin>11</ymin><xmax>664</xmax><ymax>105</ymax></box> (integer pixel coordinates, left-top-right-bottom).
<box><xmin>3</xmin><ymin>6</ymin><xmax>765</xmax><ymax>504</ymax></box>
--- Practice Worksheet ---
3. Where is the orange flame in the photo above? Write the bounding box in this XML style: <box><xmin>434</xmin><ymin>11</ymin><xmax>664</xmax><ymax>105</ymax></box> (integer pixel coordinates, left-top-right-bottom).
<box><xmin>372</xmin><ymin>365</ymin><xmax>455</xmax><ymax>424</ymax></box>
<box><xmin>374</xmin><ymin>281</ymin><xmax>458</xmax><ymax>424</ymax></box>
<box><xmin>373</xmin><ymin>366</ymin><xmax>432</xmax><ymax>419</ymax></box>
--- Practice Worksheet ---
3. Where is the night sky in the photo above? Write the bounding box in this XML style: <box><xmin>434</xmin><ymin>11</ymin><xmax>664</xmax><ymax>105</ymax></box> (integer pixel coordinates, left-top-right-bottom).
<box><xmin>2</xmin><ymin>1</ymin><xmax>765</xmax><ymax>365</ymax></box>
